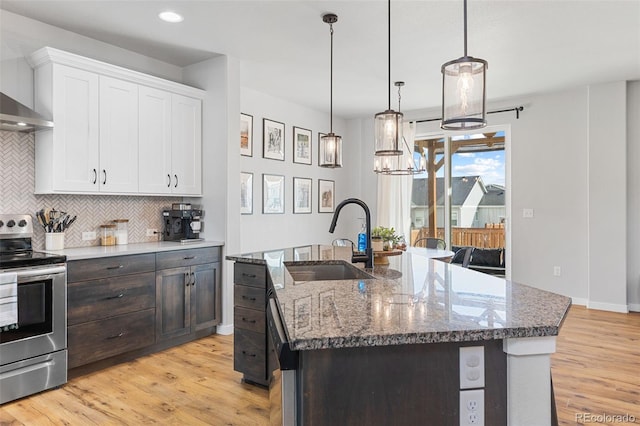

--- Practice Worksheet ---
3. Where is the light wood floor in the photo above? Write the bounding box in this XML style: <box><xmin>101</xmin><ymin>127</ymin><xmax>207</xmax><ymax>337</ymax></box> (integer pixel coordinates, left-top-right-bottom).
<box><xmin>1</xmin><ymin>305</ymin><xmax>638</xmax><ymax>425</ymax></box>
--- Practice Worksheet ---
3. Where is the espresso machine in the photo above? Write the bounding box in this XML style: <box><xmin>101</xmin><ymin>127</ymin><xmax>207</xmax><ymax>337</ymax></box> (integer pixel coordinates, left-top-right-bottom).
<box><xmin>163</xmin><ymin>203</ymin><xmax>204</xmax><ymax>242</ymax></box>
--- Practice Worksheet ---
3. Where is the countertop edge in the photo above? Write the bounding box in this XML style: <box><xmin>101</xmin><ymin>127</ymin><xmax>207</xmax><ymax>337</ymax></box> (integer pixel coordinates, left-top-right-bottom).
<box><xmin>49</xmin><ymin>240</ymin><xmax>225</xmax><ymax>261</ymax></box>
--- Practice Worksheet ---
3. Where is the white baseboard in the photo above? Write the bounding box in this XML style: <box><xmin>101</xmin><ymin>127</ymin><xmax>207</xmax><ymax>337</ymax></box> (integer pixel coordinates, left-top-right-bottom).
<box><xmin>570</xmin><ymin>297</ymin><xmax>588</xmax><ymax>306</ymax></box>
<box><xmin>216</xmin><ymin>323</ymin><xmax>234</xmax><ymax>335</ymax></box>
<box><xmin>586</xmin><ymin>300</ymin><xmax>629</xmax><ymax>313</ymax></box>
<box><xmin>628</xmin><ymin>303</ymin><xmax>640</xmax><ymax>312</ymax></box>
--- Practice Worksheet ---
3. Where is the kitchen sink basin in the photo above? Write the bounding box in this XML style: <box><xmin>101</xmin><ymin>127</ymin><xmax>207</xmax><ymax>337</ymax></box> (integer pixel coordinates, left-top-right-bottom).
<box><xmin>284</xmin><ymin>261</ymin><xmax>375</xmax><ymax>282</ymax></box>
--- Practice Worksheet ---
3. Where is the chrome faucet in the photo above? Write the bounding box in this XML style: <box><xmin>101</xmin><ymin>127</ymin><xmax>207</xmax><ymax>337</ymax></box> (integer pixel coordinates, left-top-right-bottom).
<box><xmin>329</xmin><ymin>198</ymin><xmax>373</xmax><ymax>269</ymax></box>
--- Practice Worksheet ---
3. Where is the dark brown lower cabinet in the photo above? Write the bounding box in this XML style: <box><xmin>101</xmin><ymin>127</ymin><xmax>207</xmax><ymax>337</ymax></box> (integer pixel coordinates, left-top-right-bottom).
<box><xmin>67</xmin><ymin>247</ymin><xmax>221</xmax><ymax>372</ymax></box>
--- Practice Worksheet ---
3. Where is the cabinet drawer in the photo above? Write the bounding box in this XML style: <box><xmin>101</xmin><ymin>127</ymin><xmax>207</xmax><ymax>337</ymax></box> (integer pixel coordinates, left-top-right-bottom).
<box><xmin>234</xmin><ymin>328</ymin><xmax>267</xmax><ymax>382</ymax></box>
<box><xmin>68</xmin><ymin>308</ymin><xmax>155</xmax><ymax>369</ymax></box>
<box><xmin>234</xmin><ymin>284</ymin><xmax>265</xmax><ymax>311</ymax></box>
<box><xmin>234</xmin><ymin>306</ymin><xmax>265</xmax><ymax>333</ymax></box>
<box><xmin>156</xmin><ymin>247</ymin><xmax>221</xmax><ymax>270</ymax></box>
<box><xmin>234</xmin><ymin>263</ymin><xmax>266</xmax><ymax>288</ymax></box>
<box><xmin>68</xmin><ymin>254</ymin><xmax>155</xmax><ymax>282</ymax></box>
<box><xmin>68</xmin><ymin>272</ymin><xmax>155</xmax><ymax>326</ymax></box>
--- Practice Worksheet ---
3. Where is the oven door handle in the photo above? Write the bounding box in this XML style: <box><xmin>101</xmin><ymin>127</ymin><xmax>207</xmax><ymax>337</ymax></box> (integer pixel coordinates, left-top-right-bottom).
<box><xmin>15</xmin><ymin>265</ymin><xmax>66</xmax><ymax>279</ymax></box>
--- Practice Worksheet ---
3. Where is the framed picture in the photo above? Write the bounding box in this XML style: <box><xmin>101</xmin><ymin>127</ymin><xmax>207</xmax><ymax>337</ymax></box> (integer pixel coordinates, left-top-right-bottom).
<box><xmin>240</xmin><ymin>172</ymin><xmax>253</xmax><ymax>214</ymax></box>
<box><xmin>240</xmin><ymin>113</ymin><xmax>253</xmax><ymax>156</ymax></box>
<box><xmin>293</xmin><ymin>126</ymin><xmax>312</xmax><ymax>165</ymax></box>
<box><xmin>263</xmin><ymin>118</ymin><xmax>285</xmax><ymax>161</ymax></box>
<box><xmin>293</xmin><ymin>177</ymin><xmax>312</xmax><ymax>214</ymax></box>
<box><xmin>263</xmin><ymin>174</ymin><xmax>285</xmax><ymax>214</ymax></box>
<box><xmin>318</xmin><ymin>179</ymin><xmax>335</xmax><ymax>213</ymax></box>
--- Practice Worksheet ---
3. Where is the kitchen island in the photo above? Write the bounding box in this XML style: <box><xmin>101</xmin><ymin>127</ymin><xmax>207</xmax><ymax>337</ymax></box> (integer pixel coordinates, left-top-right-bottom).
<box><xmin>227</xmin><ymin>245</ymin><xmax>571</xmax><ymax>426</ymax></box>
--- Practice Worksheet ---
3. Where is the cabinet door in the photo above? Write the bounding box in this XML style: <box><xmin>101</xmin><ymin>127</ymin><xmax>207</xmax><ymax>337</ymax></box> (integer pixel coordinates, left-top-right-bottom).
<box><xmin>99</xmin><ymin>76</ymin><xmax>139</xmax><ymax>193</ymax></box>
<box><xmin>51</xmin><ymin>64</ymin><xmax>99</xmax><ymax>192</ymax></box>
<box><xmin>138</xmin><ymin>86</ymin><xmax>172</xmax><ymax>194</ymax></box>
<box><xmin>171</xmin><ymin>94</ymin><xmax>202</xmax><ymax>195</ymax></box>
<box><xmin>191</xmin><ymin>262</ymin><xmax>221</xmax><ymax>332</ymax></box>
<box><xmin>156</xmin><ymin>266</ymin><xmax>190</xmax><ymax>341</ymax></box>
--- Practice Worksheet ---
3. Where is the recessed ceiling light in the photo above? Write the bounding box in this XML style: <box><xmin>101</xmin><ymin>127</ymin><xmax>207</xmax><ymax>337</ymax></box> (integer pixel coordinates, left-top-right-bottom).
<box><xmin>159</xmin><ymin>11</ymin><xmax>183</xmax><ymax>23</ymax></box>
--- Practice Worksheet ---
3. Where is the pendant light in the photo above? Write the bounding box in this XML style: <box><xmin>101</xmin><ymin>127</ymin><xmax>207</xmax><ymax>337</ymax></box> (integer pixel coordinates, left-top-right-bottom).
<box><xmin>441</xmin><ymin>0</ymin><xmax>487</xmax><ymax>130</ymax></box>
<box><xmin>374</xmin><ymin>0</ymin><xmax>403</xmax><ymax>156</ymax></box>
<box><xmin>374</xmin><ymin>82</ymin><xmax>426</xmax><ymax>175</ymax></box>
<box><xmin>319</xmin><ymin>13</ymin><xmax>342</xmax><ymax>168</ymax></box>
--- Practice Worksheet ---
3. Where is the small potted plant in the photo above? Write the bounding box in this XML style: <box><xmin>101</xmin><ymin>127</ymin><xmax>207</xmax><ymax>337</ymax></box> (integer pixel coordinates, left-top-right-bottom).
<box><xmin>372</xmin><ymin>226</ymin><xmax>399</xmax><ymax>251</ymax></box>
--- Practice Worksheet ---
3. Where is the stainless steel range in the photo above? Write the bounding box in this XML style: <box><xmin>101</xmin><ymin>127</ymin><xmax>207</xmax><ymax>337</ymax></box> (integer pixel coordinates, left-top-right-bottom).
<box><xmin>0</xmin><ymin>214</ymin><xmax>67</xmax><ymax>404</ymax></box>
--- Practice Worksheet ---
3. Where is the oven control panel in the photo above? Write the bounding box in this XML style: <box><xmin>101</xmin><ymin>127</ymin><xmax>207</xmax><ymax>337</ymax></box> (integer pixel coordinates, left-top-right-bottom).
<box><xmin>0</xmin><ymin>214</ymin><xmax>33</xmax><ymax>237</ymax></box>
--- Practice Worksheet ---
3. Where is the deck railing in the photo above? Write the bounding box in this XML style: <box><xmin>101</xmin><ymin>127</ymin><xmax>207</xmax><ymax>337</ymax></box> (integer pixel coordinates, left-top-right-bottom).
<box><xmin>411</xmin><ymin>227</ymin><xmax>505</xmax><ymax>249</ymax></box>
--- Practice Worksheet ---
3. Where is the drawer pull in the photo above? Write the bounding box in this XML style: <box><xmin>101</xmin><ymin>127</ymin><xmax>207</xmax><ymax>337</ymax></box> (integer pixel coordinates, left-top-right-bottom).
<box><xmin>242</xmin><ymin>317</ymin><xmax>257</xmax><ymax>324</ymax></box>
<box><xmin>106</xmin><ymin>265</ymin><xmax>124</xmax><ymax>270</ymax></box>
<box><xmin>241</xmin><ymin>350</ymin><xmax>257</xmax><ymax>358</ymax></box>
<box><xmin>107</xmin><ymin>332</ymin><xmax>125</xmax><ymax>339</ymax></box>
<box><xmin>241</xmin><ymin>295</ymin><xmax>257</xmax><ymax>301</ymax></box>
<box><xmin>106</xmin><ymin>293</ymin><xmax>125</xmax><ymax>300</ymax></box>
<box><xmin>184</xmin><ymin>256</ymin><xmax>196</xmax><ymax>260</ymax></box>
<box><xmin>242</xmin><ymin>273</ymin><xmax>257</xmax><ymax>278</ymax></box>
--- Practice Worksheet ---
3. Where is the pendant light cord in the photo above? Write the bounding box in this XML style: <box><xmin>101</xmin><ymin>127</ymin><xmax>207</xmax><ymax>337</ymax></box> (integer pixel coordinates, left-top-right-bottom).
<box><xmin>463</xmin><ymin>0</ymin><xmax>468</xmax><ymax>57</ymax></box>
<box><xmin>387</xmin><ymin>0</ymin><xmax>391</xmax><ymax>110</ymax></box>
<box><xmin>330</xmin><ymin>22</ymin><xmax>334</xmax><ymax>133</ymax></box>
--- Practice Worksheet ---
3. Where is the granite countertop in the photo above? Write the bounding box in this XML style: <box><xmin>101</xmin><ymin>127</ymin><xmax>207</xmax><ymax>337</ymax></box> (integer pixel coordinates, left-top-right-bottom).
<box><xmin>48</xmin><ymin>240</ymin><xmax>224</xmax><ymax>261</ymax></box>
<box><xmin>228</xmin><ymin>245</ymin><xmax>572</xmax><ymax>351</ymax></box>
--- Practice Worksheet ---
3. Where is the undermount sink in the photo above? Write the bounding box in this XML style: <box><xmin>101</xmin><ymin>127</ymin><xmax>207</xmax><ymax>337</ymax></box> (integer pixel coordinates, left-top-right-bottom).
<box><xmin>284</xmin><ymin>261</ymin><xmax>375</xmax><ymax>282</ymax></box>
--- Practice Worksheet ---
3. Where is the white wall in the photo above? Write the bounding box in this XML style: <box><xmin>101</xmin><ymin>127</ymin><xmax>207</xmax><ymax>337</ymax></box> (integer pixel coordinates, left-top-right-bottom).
<box><xmin>626</xmin><ymin>81</ymin><xmax>640</xmax><ymax>311</ymax></box>
<box><xmin>0</xmin><ymin>10</ymin><xmax>183</xmax><ymax>106</ymax></box>
<box><xmin>366</xmin><ymin>80</ymin><xmax>638</xmax><ymax>312</ymax></box>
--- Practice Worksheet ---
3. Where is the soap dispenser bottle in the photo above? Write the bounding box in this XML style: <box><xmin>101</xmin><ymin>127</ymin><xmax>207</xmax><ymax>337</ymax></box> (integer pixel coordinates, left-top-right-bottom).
<box><xmin>357</xmin><ymin>219</ymin><xmax>367</xmax><ymax>252</ymax></box>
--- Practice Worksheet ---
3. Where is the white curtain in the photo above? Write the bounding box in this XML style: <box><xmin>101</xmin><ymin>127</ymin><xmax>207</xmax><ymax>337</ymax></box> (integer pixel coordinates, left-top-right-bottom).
<box><xmin>376</xmin><ymin>121</ymin><xmax>416</xmax><ymax>243</ymax></box>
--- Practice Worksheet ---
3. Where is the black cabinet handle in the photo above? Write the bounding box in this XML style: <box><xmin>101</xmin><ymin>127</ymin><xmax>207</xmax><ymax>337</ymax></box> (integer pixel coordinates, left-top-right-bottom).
<box><xmin>183</xmin><ymin>256</ymin><xmax>196</xmax><ymax>260</ymax></box>
<box><xmin>107</xmin><ymin>332</ymin><xmax>125</xmax><ymax>339</ymax></box>
<box><xmin>92</xmin><ymin>168</ymin><xmax>97</xmax><ymax>184</ymax></box>
<box><xmin>191</xmin><ymin>272</ymin><xmax>195</xmax><ymax>286</ymax></box>
<box><xmin>241</xmin><ymin>350</ymin><xmax>257</xmax><ymax>358</ymax></box>
<box><xmin>174</xmin><ymin>174</ymin><xmax>178</xmax><ymax>188</ymax></box>
<box><xmin>167</xmin><ymin>174</ymin><xmax>171</xmax><ymax>188</ymax></box>
<box><xmin>106</xmin><ymin>265</ymin><xmax>124</xmax><ymax>270</ymax></box>
<box><xmin>242</xmin><ymin>273</ymin><xmax>257</xmax><ymax>278</ymax></box>
<box><xmin>102</xmin><ymin>169</ymin><xmax>107</xmax><ymax>185</ymax></box>
<box><xmin>106</xmin><ymin>293</ymin><xmax>125</xmax><ymax>300</ymax></box>
<box><xmin>242</xmin><ymin>317</ymin><xmax>257</xmax><ymax>324</ymax></box>
<box><xmin>185</xmin><ymin>272</ymin><xmax>190</xmax><ymax>287</ymax></box>
<box><xmin>241</xmin><ymin>295</ymin><xmax>257</xmax><ymax>301</ymax></box>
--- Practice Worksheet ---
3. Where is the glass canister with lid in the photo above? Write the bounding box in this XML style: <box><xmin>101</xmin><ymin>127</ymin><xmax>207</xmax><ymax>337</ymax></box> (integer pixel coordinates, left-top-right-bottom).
<box><xmin>100</xmin><ymin>224</ymin><xmax>116</xmax><ymax>246</ymax></box>
<box><xmin>113</xmin><ymin>219</ymin><xmax>129</xmax><ymax>245</ymax></box>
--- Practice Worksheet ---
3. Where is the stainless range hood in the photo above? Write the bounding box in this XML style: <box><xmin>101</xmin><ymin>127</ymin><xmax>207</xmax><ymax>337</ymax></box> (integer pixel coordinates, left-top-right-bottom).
<box><xmin>0</xmin><ymin>92</ymin><xmax>53</xmax><ymax>133</ymax></box>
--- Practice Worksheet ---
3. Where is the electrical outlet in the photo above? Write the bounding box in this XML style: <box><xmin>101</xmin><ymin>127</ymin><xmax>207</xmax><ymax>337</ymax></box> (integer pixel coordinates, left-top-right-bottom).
<box><xmin>146</xmin><ymin>229</ymin><xmax>158</xmax><ymax>237</ymax></box>
<box><xmin>82</xmin><ymin>231</ymin><xmax>96</xmax><ymax>241</ymax></box>
<box><xmin>523</xmin><ymin>208</ymin><xmax>534</xmax><ymax>218</ymax></box>
<box><xmin>460</xmin><ymin>389</ymin><xmax>484</xmax><ymax>426</ymax></box>
<box><xmin>553</xmin><ymin>266</ymin><xmax>561</xmax><ymax>276</ymax></box>
<box><xmin>460</xmin><ymin>346</ymin><xmax>484</xmax><ymax>389</ymax></box>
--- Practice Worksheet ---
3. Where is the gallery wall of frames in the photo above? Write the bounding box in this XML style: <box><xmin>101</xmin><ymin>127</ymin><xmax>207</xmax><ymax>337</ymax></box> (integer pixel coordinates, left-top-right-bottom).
<box><xmin>239</xmin><ymin>113</ymin><xmax>338</xmax><ymax>216</ymax></box>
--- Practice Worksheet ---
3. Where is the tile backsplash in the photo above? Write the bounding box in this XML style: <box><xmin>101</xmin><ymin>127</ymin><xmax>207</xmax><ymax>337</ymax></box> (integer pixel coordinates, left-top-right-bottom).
<box><xmin>0</xmin><ymin>130</ymin><xmax>181</xmax><ymax>249</ymax></box>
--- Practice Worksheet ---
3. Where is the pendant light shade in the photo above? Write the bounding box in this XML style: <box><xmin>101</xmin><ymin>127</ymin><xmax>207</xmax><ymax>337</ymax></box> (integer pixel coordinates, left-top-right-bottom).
<box><xmin>320</xmin><ymin>13</ymin><xmax>342</xmax><ymax>168</ymax></box>
<box><xmin>374</xmin><ymin>0</ymin><xmax>403</xmax><ymax>156</ymax></box>
<box><xmin>374</xmin><ymin>82</ymin><xmax>426</xmax><ymax>175</ymax></box>
<box><xmin>441</xmin><ymin>0</ymin><xmax>487</xmax><ymax>130</ymax></box>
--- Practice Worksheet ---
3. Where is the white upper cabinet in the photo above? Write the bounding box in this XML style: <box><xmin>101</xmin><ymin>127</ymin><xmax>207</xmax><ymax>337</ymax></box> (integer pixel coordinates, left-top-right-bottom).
<box><xmin>29</xmin><ymin>47</ymin><xmax>204</xmax><ymax>196</ymax></box>
<box><xmin>34</xmin><ymin>64</ymin><xmax>100</xmax><ymax>193</ymax></box>
<box><xmin>171</xmin><ymin>94</ymin><xmax>202</xmax><ymax>196</ymax></box>
<box><xmin>139</xmin><ymin>86</ymin><xmax>172</xmax><ymax>194</ymax></box>
<box><xmin>99</xmin><ymin>76</ymin><xmax>139</xmax><ymax>193</ymax></box>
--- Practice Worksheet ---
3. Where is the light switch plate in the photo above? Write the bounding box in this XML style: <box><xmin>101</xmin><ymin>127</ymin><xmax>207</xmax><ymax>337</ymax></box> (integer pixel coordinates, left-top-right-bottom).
<box><xmin>523</xmin><ymin>208</ymin><xmax>534</xmax><ymax>218</ymax></box>
<box><xmin>82</xmin><ymin>231</ymin><xmax>96</xmax><ymax>241</ymax></box>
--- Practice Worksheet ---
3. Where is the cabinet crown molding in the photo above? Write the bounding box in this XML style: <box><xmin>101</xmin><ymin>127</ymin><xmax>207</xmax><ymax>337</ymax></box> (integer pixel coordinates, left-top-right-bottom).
<box><xmin>28</xmin><ymin>47</ymin><xmax>205</xmax><ymax>99</ymax></box>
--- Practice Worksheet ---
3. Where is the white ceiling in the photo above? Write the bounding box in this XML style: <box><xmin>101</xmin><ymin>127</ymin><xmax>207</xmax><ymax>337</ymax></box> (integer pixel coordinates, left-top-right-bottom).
<box><xmin>2</xmin><ymin>0</ymin><xmax>639</xmax><ymax>118</ymax></box>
